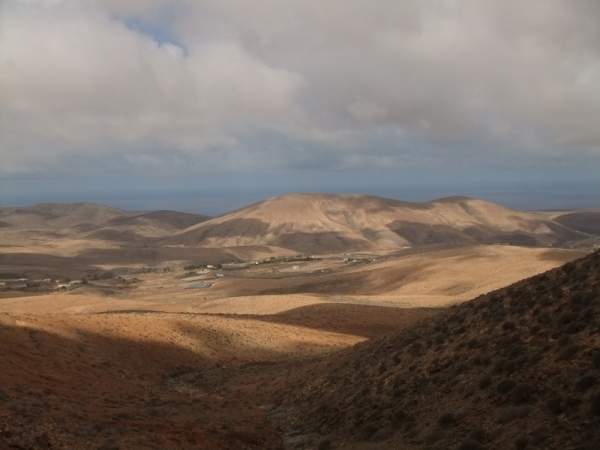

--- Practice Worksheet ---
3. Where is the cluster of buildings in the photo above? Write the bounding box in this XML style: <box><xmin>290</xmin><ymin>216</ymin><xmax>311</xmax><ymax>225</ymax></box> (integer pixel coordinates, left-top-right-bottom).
<box><xmin>342</xmin><ymin>256</ymin><xmax>378</xmax><ymax>265</ymax></box>
<box><xmin>0</xmin><ymin>277</ymin><xmax>84</xmax><ymax>292</ymax></box>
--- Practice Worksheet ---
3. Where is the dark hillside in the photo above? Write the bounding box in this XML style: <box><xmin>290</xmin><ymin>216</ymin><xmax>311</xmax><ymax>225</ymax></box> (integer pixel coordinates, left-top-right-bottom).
<box><xmin>556</xmin><ymin>212</ymin><xmax>600</xmax><ymax>236</ymax></box>
<box><xmin>278</xmin><ymin>251</ymin><xmax>600</xmax><ymax>450</ymax></box>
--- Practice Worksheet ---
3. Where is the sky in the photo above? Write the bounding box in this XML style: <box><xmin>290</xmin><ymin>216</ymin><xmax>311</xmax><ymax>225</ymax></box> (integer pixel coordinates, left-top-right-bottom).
<box><xmin>1</xmin><ymin>0</ymin><xmax>599</xmax><ymax>214</ymax></box>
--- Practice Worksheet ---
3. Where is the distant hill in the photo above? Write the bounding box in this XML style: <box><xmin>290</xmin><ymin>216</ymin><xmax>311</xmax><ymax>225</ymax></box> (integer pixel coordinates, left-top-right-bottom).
<box><xmin>556</xmin><ymin>211</ymin><xmax>600</xmax><ymax>236</ymax></box>
<box><xmin>2</xmin><ymin>196</ymin><xmax>595</xmax><ymax>252</ymax></box>
<box><xmin>107</xmin><ymin>210</ymin><xmax>209</xmax><ymax>229</ymax></box>
<box><xmin>167</xmin><ymin>193</ymin><xmax>585</xmax><ymax>253</ymax></box>
<box><xmin>278</xmin><ymin>250</ymin><xmax>600</xmax><ymax>449</ymax></box>
<box><xmin>0</xmin><ymin>203</ymin><xmax>127</xmax><ymax>231</ymax></box>
<box><xmin>0</xmin><ymin>203</ymin><xmax>209</xmax><ymax>241</ymax></box>
<box><xmin>86</xmin><ymin>210</ymin><xmax>210</xmax><ymax>240</ymax></box>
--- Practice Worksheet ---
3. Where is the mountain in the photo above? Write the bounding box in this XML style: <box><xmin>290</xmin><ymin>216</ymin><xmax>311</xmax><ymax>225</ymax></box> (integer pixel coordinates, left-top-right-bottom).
<box><xmin>275</xmin><ymin>250</ymin><xmax>600</xmax><ymax>449</ymax></box>
<box><xmin>86</xmin><ymin>210</ymin><xmax>210</xmax><ymax>240</ymax></box>
<box><xmin>167</xmin><ymin>193</ymin><xmax>584</xmax><ymax>253</ymax></box>
<box><xmin>0</xmin><ymin>203</ymin><xmax>209</xmax><ymax>241</ymax></box>
<box><xmin>0</xmin><ymin>203</ymin><xmax>127</xmax><ymax>231</ymax></box>
<box><xmin>106</xmin><ymin>210</ymin><xmax>209</xmax><ymax>229</ymax></box>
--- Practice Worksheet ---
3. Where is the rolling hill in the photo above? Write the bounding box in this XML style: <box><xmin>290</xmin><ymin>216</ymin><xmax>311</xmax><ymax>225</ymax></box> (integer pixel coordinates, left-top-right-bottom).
<box><xmin>0</xmin><ymin>203</ymin><xmax>209</xmax><ymax>241</ymax></box>
<box><xmin>0</xmin><ymin>203</ymin><xmax>127</xmax><ymax>231</ymax></box>
<box><xmin>275</xmin><ymin>250</ymin><xmax>600</xmax><ymax>449</ymax></box>
<box><xmin>167</xmin><ymin>193</ymin><xmax>584</xmax><ymax>253</ymax></box>
<box><xmin>555</xmin><ymin>211</ymin><xmax>600</xmax><ymax>236</ymax></box>
<box><xmin>86</xmin><ymin>210</ymin><xmax>210</xmax><ymax>240</ymax></box>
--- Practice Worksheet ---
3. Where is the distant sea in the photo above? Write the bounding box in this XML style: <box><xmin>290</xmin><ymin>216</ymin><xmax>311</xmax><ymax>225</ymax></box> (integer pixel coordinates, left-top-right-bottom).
<box><xmin>4</xmin><ymin>187</ymin><xmax>592</xmax><ymax>216</ymax></box>
<box><xmin>2</xmin><ymin>180</ymin><xmax>598</xmax><ymax>215</ymax></box>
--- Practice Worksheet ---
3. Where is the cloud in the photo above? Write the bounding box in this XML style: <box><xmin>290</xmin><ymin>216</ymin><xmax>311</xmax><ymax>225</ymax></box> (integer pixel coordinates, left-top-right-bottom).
<box><xmin>0</xmin><ymin>0</ymin><xmax>302</xmax><ymax>173</ymax></box>
<box><xmin>1</xmin><ymin>0</ymin><xmax>600</xmax><ymax>176</ymax></box>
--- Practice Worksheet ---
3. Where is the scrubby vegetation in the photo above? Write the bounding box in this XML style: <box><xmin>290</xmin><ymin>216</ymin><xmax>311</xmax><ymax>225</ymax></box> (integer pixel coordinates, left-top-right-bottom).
<box><xmin>278</xmin><ymin>251</ymin><xmax>600</xmax><ymax>449</ymax></box>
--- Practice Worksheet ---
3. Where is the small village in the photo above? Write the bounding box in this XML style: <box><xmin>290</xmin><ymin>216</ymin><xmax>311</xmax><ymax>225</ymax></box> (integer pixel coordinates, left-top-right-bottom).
<box><xmin>0</xmin><ymin>276</ymin><xmax>81</xmax><ymax>292</ymax></box>
<box><xmin>0</xmin><ymin>252</ymin><xmax>384</xmax><ymax>295</ymax></box>
<box><xmin>0</xmin><ymin>272</ymin><xmax>139</xmax><ymax>294</ymax></box>
<box><xmin>177</xmin><ymin>253</ymin><xmax>381</xmax><ymax>290</ymax></box>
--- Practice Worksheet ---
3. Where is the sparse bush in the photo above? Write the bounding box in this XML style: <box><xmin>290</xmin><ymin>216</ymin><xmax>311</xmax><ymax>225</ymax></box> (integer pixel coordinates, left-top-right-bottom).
<box><xmin>357</xmin><ymin>424</ymin><xmax>377</xmax><ymax>441</ymax></box>
<box><xmin>565</xmin><ymin>396</ymin><xmax>582</xmax><ymax>411</ymax></box>
<box><xmin>497</xmin><ymin>379</ymin><xmax>516</xmax><ymax>394</ymax></box>
<box><xmin>512</xmin><ymin>384</ymin><xmax>534</xmax><ymax>404</ymax></box>
<box><xmin>537</xmin><ymin>311</ymin><xmax>551</xmax><ymax>324</ymax></box>
<box><xmin>437</xmin><ymin>412</ymin><xmax>456</xmax><ymax>428</ymax></box>
<box><xmin>565</xmin><ymin>321</ymin><xmax>583</xmax><ymax>334</ymax></box>
<box><xmin>457</xmin><ymin>438</ymin><xmax>483</xmax><ymax>450</ymax></box>
<box><xmin>467</xmin><ymin>339</ymin><xmax>480</xmax><ymax>349</ymax></box>
<box><xmin>528</xmin><ymin>427</ymin><xmax>550</xmax><ymax>447</ymax></box>
<box><xmin>558</xmin><ymin>335</ymin><xmax>572</xmax><ymax>347</ymax></box>
<box><xmin>425</xmin><ymin>429</ymin><xmax>443</xmax><ymax>443</ymax></box>
<box><xmin>408</xmin><ymin>342</ymin><xmax>423</xmax><ymax>356</ymax></box>
<box><xmin>498</xmin><ymin>406</ymin><xmax>530</xmax><ymax>424</ymax></box>
<box><xmin>570</xmin><ymin>291</ymin><xmax>591</xmax><ymax>308</ymax></box>
<box><xmin>453</xmin><ymin>325</ymin><xmax>466</xmax><ymax>335</ymax></box>
<box><xmin>547</xmin><ymin>396</ymin><xmax>563</xmax><ymax>415</ymax></box>
<box><xmin>575</xmin><ymin>375</ymin><xmax>596</xmax><ymax>392</ymax></box>
<box><xmin>494</xmin><ymin>359</ymin><xmax>518</xmax><ymax>375</ymax></box>
<box><xmin>593</xmin><ymin>350</ymin><xmax>600</xmax><ymax>370</ymax></box>
<box><xmin>317</xmin><ymin>439</ymin><xmax>332</xmax><ymax>450</ymax></box>
<box><xmin>558</xmin><ymin>344</ymin><xmax>580</xmax><ymax>361</ymax></box>
<box><xmin>557</xmin><ymin>312</ymin><xmax>577</xmax><ymax>330</ymax></box>
<box><xmin>466</xmin><ymin>430</ymin><xmax>486</xmax><ymax>445</ymax></box>
<box><xmin>392</xmin><ymin>410</ymin><xmax>410</xmax><ymax>425</ymax></box>
<box><xmin>591</xmin><ymin>393</ymin><xmax>600</xmax><ymax>416</ymax></box>
<box><xmin>502</xmin><ymin>320</ymin><xmax>517</xmax><ymax>331</ymax></box>
<box><xmin>479</xmin><ymin>376</ymin><xmax>492</xmax><ymax>389</ymax></box>
<box><xmin>515</xmin><ymin>436</ymin><xmax>528</xmax><ymax>450</ymax></box>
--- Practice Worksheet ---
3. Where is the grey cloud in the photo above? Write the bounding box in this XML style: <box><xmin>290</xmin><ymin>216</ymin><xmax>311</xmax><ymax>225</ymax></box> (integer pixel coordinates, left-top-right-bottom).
<box><xmin>1</xmin><ymin>0</ymin><xmax>600</xmax><ymax>176</ymax></box>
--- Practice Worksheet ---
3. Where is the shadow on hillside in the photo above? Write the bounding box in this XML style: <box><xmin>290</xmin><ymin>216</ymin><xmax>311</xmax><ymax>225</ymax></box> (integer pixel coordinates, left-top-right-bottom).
<box><xmin>208</xmin><ymin>303</ymin><xmax>442</xmax><ymax>338</ymax></box>
<box><xmin>0</xmin><ymin>319</ymin><xmax>283</xmax><ymax>449</ymax></box>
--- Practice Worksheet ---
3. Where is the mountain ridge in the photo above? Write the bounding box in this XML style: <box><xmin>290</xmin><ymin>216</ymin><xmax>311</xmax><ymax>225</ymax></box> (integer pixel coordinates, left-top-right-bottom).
<box><xmin>167</xmin><ymin>193</ymin><xmax>586</xmax><ymax>253</ymax></box>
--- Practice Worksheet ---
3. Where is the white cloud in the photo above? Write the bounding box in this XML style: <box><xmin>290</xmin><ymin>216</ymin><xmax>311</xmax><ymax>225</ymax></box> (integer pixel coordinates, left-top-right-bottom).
<box><xmin>1</xmin><ymin>0</ymin><xmax>599</xmax><ymax>175</ymax></box>
<box><xmin>0</xmin><ymin>0</ymin><xmax>302</xmax><ymax>172</ymax></box>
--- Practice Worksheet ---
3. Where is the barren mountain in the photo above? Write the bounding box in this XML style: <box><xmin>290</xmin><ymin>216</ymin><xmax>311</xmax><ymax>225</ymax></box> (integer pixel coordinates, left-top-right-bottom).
<box><xmin>276</xmin><ymin>250</ymin><xmax>600</xmax><ymax>449</ymax></box>
<box><xmin>168</xmin><ymin>193</ymin><xmax>583</xmax><ymax>253</ymax></box>
<box><xmin>86</xmin><ymin>210</ymin><xmax>210</xmax><ymax>240</ymax></box>
<box><xmin>107</xmin><ymin>210</ymin><xmax>209</xmax><ymax>229</ymax></box>
<box><xmin>0</xmin><ymin>203</ymin><xmax>209</xmax><ymax>242</ymax></box>
<box><xmin>0</xmin><ymin>203</ymin><xmax>127</xmax><ymax>231</ymax></box>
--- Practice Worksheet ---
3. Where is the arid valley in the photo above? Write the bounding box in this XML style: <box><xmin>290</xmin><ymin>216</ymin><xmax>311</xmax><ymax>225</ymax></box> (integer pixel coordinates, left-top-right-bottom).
<box><xmin>4</xmin><ymin>2</ymin><xmax>600</xmax><ymax>448</ymax></box>
<box><xmin>1</xmin><ymin>194</ymin><xmax>599</xmax><ymax>449</ymax></box>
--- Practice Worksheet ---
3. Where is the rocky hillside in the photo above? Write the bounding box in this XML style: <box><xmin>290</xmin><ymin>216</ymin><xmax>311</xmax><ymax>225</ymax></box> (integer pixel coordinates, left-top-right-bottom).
<box><xmin>276</xmin><ymin>250</ymin><xmax>600</xmax><ymax>449</ymax></box>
